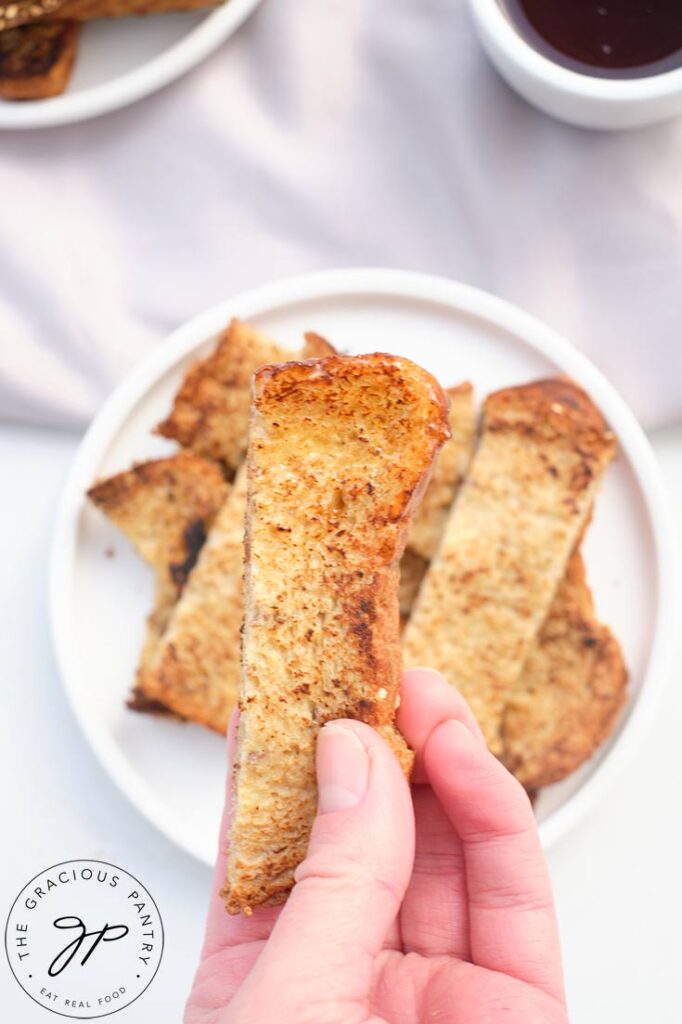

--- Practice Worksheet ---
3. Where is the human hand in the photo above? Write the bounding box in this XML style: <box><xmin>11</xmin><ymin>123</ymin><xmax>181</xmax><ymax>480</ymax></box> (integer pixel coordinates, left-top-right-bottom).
<box><xmin>185</xmin><ymin>667</ymin><xmax>569</xmax><ymax>1023</ymax></box>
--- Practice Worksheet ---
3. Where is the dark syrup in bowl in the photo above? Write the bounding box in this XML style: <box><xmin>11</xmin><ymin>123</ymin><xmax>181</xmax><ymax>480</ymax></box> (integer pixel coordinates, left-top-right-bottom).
<box><xmin>501</xmin><ymin>0</ymin><xmax>682</xmax><ymax>79</ymax></box>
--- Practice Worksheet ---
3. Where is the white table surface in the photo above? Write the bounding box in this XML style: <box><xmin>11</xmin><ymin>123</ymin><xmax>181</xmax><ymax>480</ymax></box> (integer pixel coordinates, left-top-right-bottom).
<box><xmin>1</xmin><ymin>421</ymin><xmax>680</xmax><ymax>1023</ymax></box>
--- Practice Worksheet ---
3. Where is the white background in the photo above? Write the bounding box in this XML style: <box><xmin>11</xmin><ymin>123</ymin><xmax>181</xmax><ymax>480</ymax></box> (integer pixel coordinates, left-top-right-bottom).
<box><xmin>0</xmin><ymin>420</ymin><xmax>680</xmax><ymax>1022</ymax></box>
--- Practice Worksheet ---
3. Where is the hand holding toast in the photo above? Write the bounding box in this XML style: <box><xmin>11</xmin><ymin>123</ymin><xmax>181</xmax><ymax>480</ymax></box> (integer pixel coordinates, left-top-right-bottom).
<box><xmin>185</xmin><ymin>669</ymin><xmax>568</xmax><ymax>1024</ymax></box>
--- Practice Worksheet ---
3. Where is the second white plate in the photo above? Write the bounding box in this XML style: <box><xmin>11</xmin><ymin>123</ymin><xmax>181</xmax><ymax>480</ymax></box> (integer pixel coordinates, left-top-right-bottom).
<box><xmin>0</xmin><ymin>0</ymin><xmax>262</xmax><ymax>130</ymax></box>
<box><xmin>50</xmin><ymin>268</ymin><xmax>675</xmax><ymax>866</ymax></box>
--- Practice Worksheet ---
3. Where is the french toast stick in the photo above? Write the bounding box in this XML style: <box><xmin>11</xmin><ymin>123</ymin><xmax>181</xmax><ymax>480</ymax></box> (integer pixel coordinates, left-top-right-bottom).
<box><xmin>135</xmin><ymin>465</ymin><xmax>247</xmax><ymax>731</ymax></box>
<box><xmin>156</xmin><ymin>320</ymin><xmax>298</xmax><ymax>472</ymax></box>
<box><xmin>397</xmin><ymin>385</ymin><xmax>626</xmax><ymax>788</ymax></box>
<box><xmin>223</xmin><ymin>353</ymin><xmax>450</xmax><ymax>914</ymax></box>
<box><xmin>87</xmin><ymin>453</ymin><xmax>228</xmax><ymax>673</ymax></box>
<box><xmin>0</xmin><ymin>22</ymin><xmax>78</xmax><ymax>99</ymax></box>
<box><xmin>501</xmin><ymin>551</ymin><xmax>627</xmax><ymax>788</ymax></box>
<box><xmin>403</xmin><ymin>379</ymin><xmax>616</xmax><ymax>755</ymax></box>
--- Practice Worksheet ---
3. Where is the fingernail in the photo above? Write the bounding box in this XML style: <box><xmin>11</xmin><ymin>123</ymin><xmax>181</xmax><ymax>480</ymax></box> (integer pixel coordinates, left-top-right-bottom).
<box><xmin>317</xmin><ymin>723</ymin><xmax>369</xmax><ymax>814</ymax></box>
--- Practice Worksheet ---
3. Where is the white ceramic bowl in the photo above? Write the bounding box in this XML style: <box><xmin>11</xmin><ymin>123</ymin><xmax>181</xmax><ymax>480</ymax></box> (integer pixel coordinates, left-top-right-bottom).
<box><xmin>50</xmin><ymin>268</ymin><xmax>676</xmax><ymax>864</ymax></box>
<box><xmin>469</xmin><ymin>0</ymin><xmax>682</xmax><ymax>129</ymax></box>
<box><xmin>0</xmin><ymin>0</ymin><xmax>262</xmax><ymax>130</ymax></box>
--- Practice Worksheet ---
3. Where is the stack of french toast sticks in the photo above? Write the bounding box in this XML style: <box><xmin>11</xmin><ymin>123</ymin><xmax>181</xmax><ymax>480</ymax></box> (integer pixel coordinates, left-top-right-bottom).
<box><xmin>88</xmin><ymin>320</ymin><xmax>627</xmax><ymax>914</ymax></box>
<box><xmin>0</xmin><ymin>0</ymin><xmax>221</xmax><ymax>100</ymax></box>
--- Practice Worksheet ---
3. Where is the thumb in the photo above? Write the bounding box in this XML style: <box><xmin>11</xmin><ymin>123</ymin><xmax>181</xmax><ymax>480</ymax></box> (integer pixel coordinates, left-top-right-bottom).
<box><xmin>231</xmin><ymin>720</ymin><xmax>415</xmax><ymax>1019</ymax></box>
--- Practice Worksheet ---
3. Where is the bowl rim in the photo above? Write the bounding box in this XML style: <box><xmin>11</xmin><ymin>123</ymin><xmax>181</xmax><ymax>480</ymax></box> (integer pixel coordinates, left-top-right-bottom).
<box><xmin>49</xmin><ymin>267</ymin><xmax>678</xmax><ymax>863</ymax></box>
<box><xmin>469</xmin><ymin>0</ymin><xmax>682</xmax><ymax>102</ymax></box>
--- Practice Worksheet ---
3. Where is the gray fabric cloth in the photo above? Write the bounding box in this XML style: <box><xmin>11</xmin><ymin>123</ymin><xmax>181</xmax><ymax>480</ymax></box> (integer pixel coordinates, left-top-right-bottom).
<box><xmin>1</xmin><ymin>0</ymin><xmax>681</xmax><ymax>430</ymax></box>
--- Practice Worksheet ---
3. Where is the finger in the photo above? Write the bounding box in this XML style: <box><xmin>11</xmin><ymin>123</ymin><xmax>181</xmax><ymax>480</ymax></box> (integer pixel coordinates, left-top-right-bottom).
<box><xmin>400</xmin><ymin>786</ymin><xmax>470</xmax><ymax>958</ymax></box>
<box><xmin>398</xmin><ymin>667</ymin><xmax>485</xmax><ymax>783</ymax></box>
<box><xmin>396</xmin><ymin>668</ymin><xmax>481</xmax><ymax>958</ymax></box>
<box><xmin>200</xmin><ymin>710</ymin><xmax>281</xmax><ymax>958</ymax></box>
<box><xmin>227</xmin><ymin>719</ymin><xmax>415</xmax><ymax>1019</ymax></box>
<box><xmin>424</xmin><ymin>719</ymin><xmax>565</xmax><ymax>1002</ymax></box>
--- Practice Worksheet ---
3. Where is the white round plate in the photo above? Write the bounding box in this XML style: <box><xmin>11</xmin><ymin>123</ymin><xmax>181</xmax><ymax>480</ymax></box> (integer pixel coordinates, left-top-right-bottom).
<box><xmin>0</xmin><ymin>0</ymin><xmax>262</xmax><ymax>130</ymax></box>
<box><xmin>50</xmin><ymin>268</ymin><xmax>676</xmax><ymax>866</ymax></box>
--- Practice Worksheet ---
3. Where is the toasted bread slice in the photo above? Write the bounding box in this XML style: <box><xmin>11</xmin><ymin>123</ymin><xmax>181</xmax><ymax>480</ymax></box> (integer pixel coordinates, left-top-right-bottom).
<box><xmin>501</xmin><ymin>552</ymin><xmax>627</xmax><ymax>789</ymax></box>
<box><xmin>397</xmin><ymin>384</ymin><xmax>625</xmax><ymax>784</ymax></box>
<box><xmin>135</xmin><ymin>464</ymin><xmax>247</xmax><ymax>731</ymax></box>
<box><xmin>397</xmin><ymin>384</ymin><xmax>625</xmax><ymax>787</ymax></box>
<box><xmin>155</xmin><ymin>319</ymin><xmax>291</xmax><ymax>472</ymax></box>
<box><xmin>223</xmin><ymin>353</ymin><xmax>450</xmax><ymax>914</ymax></box>
<box><xmin>0</xmin><ymin>22</ymin><xmax>78</xmax><ymax>99</ymax></box>
<box><xmin>403</xmin><ymin>379</ymin><xmax>616</xmax><ymax>755</ymax></box>
<box><xmin>1</xmin><ymin>0</ymin><xmax>216</xmax><ymax>30</ymax></box>
<box><xmin>399</xmin><ymin>547</ymin><xmax>627</xmax><ymax>789</ymax></box>
<box><xmin>87</xmin><ymin>452</ymin><xmax>228</xmax><ymax>601</ymax></box>
<box><xmin>156</xmin><ymin>321</ymin><xmax>332</xmax><ymax>472</ymax></box>
<box><xmin>87</xmin><ymin>453</ymin><xmax>228</xmax><ymax>672</ymax></box>
<box><xmin>405</xmin><ymin>383</ymin><xmax>476</xmax><ymax>561</ymax></box>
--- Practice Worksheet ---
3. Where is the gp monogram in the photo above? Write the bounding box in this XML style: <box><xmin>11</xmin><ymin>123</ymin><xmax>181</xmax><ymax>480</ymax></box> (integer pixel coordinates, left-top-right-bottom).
<box><xmin>4</xmin><ymin>860</ymin><xmax>164</xmax><ymax>1018</ymax></box>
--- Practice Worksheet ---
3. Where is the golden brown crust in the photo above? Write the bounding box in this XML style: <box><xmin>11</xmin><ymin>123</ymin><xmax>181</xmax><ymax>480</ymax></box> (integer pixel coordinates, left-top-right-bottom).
<box><xmin>485</xmin><ymin>377</ymin><xmax>613</xmax><ymax>445</ymax></box>
<box><xmin>403</xmin><ymin>378</ymin><xmax>616</xmax><ymax>755</ymax></box>
<box><xmin>223</xmin><ymin>353</ymin><xmax>450</xmax><ymax>914</ymax></box>
<box><xmin>0</xmin><ymin>21</ymin><xmax>78</xmax><ymax>99</ymax></box>
<box><xmin>501</xmin><ymin>552</ymin><xmax>627</xmax><ymax>789</ymax></box>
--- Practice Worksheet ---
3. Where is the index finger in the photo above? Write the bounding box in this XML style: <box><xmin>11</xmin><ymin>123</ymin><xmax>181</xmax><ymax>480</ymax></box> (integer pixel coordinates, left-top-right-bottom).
<box><xmin>424</xmin><ymin>718</ymin><xmax>566</xmax><ymax>1003</ymax></box>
